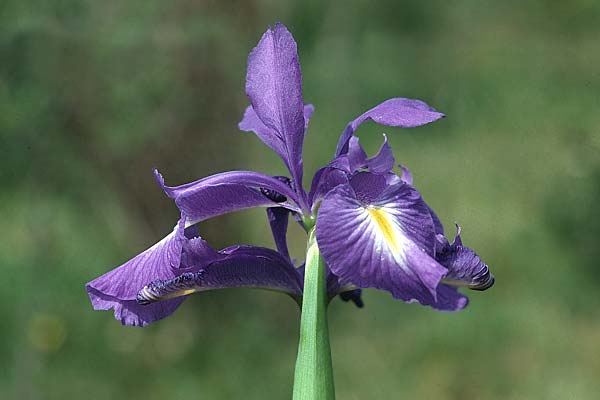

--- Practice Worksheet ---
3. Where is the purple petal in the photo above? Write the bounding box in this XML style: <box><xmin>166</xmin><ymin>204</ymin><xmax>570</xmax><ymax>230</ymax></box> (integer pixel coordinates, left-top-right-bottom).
<box><xmin>155</xmin><ymin>169</ymin><xmax>303</xmax><ymax>222</ymax></box>
<box><xmin>316</xmin><ymin>179</ymin><xmax>447</xmax><ymax>306</ymax></box>
<box><xmin>307</xmin><ymin>166</ymin><xmax>349</xmax><ymax>211</ymax></box>
<box><xmin>398</xmin><ymin>164</ymin><xmax>413</xmax><ymax>185</ymax></box>
<box><xmin>239</xmin><ymin>104</ymin><xmax>314</xmax><ymax>175</ymax></box>
<box><xmin>267</xmin><ymin>207</ymin><xmax>291</xmax><ymax>260</ymax></box>
<box><xmin>437</xmin><ymin>226</ymin><xmax>494</xmax><ymax>291</ymax></box>
<box><xmin>348</xmin><ymin>172</ymin><xmax>388</xmax><ymax>204</ymax></box>
<box><xmin>335</xmin><ymin>98</ymin><xmax>445</xmax><ymax>157</ymax></box>
<box><xmin>431</xmin><ymin>284</ymin><xmax>469</xmax><ymax>311</ymax></box>
<box><xmin>347</xmin><ymin>136</ymin><xmax>368</xmax><ymax>172</ymax></box>
<box><xmin>366</xmin><ymin>134</ymin><xmax>395</xmax><ymax>174</ymax></box>
<box><xmin>137</xmin><ymin>245</ymin><xmax>303</xmax><ymax>304</ymax></box>
<box><xmin>244</xmin><ymin>23</ymin><xmax>306</xmax><ymax>196</ymax></box>
<box><xmin>86</xmin><ymin>218</ymin><xmax>191</xmax><ymax>326</ymax></box>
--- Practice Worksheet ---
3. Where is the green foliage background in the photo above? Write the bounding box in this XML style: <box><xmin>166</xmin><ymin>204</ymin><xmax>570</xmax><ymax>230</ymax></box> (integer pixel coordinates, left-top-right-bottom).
<box><xmin>2</xmin><ymin>1</ymin><xmax>599</xmax><ymax>399</ymax></box>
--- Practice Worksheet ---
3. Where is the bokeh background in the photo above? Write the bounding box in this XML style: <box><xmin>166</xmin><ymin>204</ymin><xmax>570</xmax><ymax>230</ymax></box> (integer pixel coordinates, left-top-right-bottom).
<box><xmin>2</xmin><ymin>1</ymin><xmax>600</xmax><ymax>399</ymax></box>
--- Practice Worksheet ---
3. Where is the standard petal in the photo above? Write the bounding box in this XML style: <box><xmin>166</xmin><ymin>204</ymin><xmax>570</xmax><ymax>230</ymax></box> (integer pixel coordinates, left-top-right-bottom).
<box><xmin>245</xmin><ymin>23</ymin><xmax>306</xmax><ymax>195</ymax></box>
<box><xmin>155</xmin><ymin>169</ymin><xmax>303</xmax><ymax>222</ymax></box>
<box><xmin>316</xmin><ymin>180</ymin><xmax>447</xmax><ymax>305</ymax></box>
<box><xmin>335</xmin><ymin>98</ymin><xmax>445</xmax><ymax>157</ymax></box>
<box><xmin>86</xmin><ymin>218</ymin><xmax>189</xmax><ymax>326</ymax></box>
<box><xmin>137</xmin><ymin>245</ymin><xmax>303</xmax><ymax>304</ymax></box>
<box><xmin>437</xmin><ymin>227</ymin><xmax>494</xmax><ymax>291</ymax></box>
<box><xmin>307</xmin><ymin>166</ymin><xmax>349</xmax><ymax>211</ymax></box>
<box><xmin>366</xmin><ymin>134</ymin><xmax>395</xmax><ymax>174</ymax></box>
<box><xmin>347</xmin><ymin>136</ymin><xmax>368</xmax><ymax>172</ymax></box>
<box><xmin>398</xmin><ymin>164</ymin><xmax>413</xmax><ymax>185</ymax></box>
<box><xmin>238</xmin><ymin>104</ymin><xmax>314</xmax><ymax>175</ymax></box>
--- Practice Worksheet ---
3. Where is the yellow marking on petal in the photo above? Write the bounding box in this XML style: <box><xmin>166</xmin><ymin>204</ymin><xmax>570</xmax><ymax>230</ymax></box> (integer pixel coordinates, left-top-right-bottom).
<box><xmin>368</xmin><ymin>207</ymin><xmax>399</xmax><ymax>253</ymax></box>
<box><xmin>163</xmin><ymin>288</ymin><xmax>197</xmax><ymax>300</ymax></box>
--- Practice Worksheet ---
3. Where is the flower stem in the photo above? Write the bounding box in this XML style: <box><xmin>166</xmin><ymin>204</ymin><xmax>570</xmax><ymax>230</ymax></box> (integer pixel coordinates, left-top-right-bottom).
<box><xmin>292</xmin><ymin>229</ymin><xmax>335</xmax><ymax>400</ymax></box>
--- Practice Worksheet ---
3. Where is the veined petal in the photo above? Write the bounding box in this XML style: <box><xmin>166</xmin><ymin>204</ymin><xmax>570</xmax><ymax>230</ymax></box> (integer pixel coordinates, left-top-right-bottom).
<box><xmin>86</xmin><ymin>218</ymin><xmax>190</xmax><ymax>326</ymax></box>
<box><xmin>366</xmin><ymin>134</ymin><xmax>395</xmax><ymax>174</ymax></box>
<box><xmin>154</xmin><ymin>169</ymin><xmax>303</xmax><ymax>222</ymax></box>
<box><xmin>137</xmin><ymin>245</ymin><xmax>303</xmax><ymax>304</ymax></box>
<box><xmin>308</xmin><ymin>166</ymin><xmax>349</xmax><ymax>211</ymax></box>
<box><xmin>238</xmin><ymin>104</ymin><xmax>314</xmax><ymax>179</ymax></box>
<box><xmin>335</xmin><ymin>98</ymin><xmax>445</xmax><ymax>157</ymax></box>
<box><xmin>316</xmin><ymin>179</ymin><xmax>447</xmax><ymax>306</ymax></box>
<box><xmin>245</xmin><ymin>23</ymin><xmax>306</xmax><ymax>198</ymax></box>
<box><xmin>437</xmin><ymin>227</ymin><xmax>495</xmax><ymax>291</ymax></box>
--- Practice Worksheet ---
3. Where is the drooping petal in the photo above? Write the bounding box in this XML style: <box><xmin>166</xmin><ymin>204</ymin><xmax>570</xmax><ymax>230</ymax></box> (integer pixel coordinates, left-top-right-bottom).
<box><xmin>86</xmin><ymin>218</ymin><xmax>190</xmax><ymax>326</ymax></box>
<box><xmin>137</xmin><ymin>245</ymin><xmax>303</xmax><ymax>304</ymax></box>
<box><xmin>437</xmin><ymin>227</ymin><xmax>495</xmax><ymax>291</ymax></box>
<box><xmin>335</xmin><ymin>98</ymin><xmax>445</xmax><ymax>157</ymax></box>
<box><xmin>244</xmin><ymin>23</ymin><xmax>306</xmax><ymax>196</ymax></box>
<box><xmin>154</xmin><ymin>169</ymin><xmax>303</xmax><ymax>223</ymax></box>
<box><xmin>430</xmin><ymin>284</ymin><xmax>469</xmax><ymax>311</ymax></box>
<box><xmin>267</xmin><ymin>207</ymin><xmax>291</xmax><ymax>260</ymax></box>
<box><xmin>316</xmin><ymin>178</ymin><xmax>447</xmax><ymax>306</ymax></box>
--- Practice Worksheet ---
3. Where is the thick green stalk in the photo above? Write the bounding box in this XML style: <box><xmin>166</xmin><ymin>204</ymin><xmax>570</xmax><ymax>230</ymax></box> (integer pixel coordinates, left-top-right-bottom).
<box><xmin>292</xmin><ymin>228</ymin><xmax>335</xmax><ymax>400</ymax></box>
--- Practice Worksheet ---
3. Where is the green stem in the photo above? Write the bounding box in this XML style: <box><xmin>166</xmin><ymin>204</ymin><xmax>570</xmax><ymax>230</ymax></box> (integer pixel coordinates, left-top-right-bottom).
<box><xmin>292</xmin><ymin>229</ymin><xmax>335</xmax><ymax>400</ymax></box>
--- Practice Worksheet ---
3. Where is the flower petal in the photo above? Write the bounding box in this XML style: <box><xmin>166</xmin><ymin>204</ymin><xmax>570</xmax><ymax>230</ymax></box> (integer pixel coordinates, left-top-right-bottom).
<box><xmin>307</xmin><ymin>166</ymin><xmax>349</xmax><ymax>211</ymax></box>
<box><xmin>316</xmin><ymin>179</ymin><xmax>447</xmax><ymax>305</ymax></box>
<box><xmin>437</xmin><ymin>227</ymin><xmax>495</xmax><ymax>290</ymax></box>
<box><xmin>86</xmin><ymin>218</ymin><xmax>190</xmax><ymax>326</ymax></box>
<box><xmin>244</xmin><ymin>23</ymin><xmax>306</xmax><ymax>196</ymax></box>
<box><xmin>366</xmin><ymin>134</ymin><xmax>395</xmax><ymax>174</ymax></box>
<box><xmin>398</xmin><ymin>164</ymin><xmax>413</xmax><ymax>185</ymax></box>
<box><xmin>267</xmin><ymin>207</ymin><xmax>291</xmax><ymax>260</ymax></box>
<box><xmin>335</xmin><ymin>98</ymin><xmax>445</xmax><ymax>157</ymax></box>
<box><xmin>155</xmin><ymin>169</ymin><xmax>303</xmax><ymax>222</ymax></box>
<box><xmin>238</xmin><ymin>104</ymin><xmax>314</xmax><ymax>173</ymax></box>
<box><xmin>137</xmin><ymin>245</ymin><xmax>303</xmax><ymax>304</ymax></box>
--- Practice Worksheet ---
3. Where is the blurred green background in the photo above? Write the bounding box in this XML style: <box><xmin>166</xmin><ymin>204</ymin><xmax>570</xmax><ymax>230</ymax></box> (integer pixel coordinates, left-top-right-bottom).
<box><xmin>2</xmin><ymin>1</ymin><xmax>599</xmax><ymax>399</ymax></box>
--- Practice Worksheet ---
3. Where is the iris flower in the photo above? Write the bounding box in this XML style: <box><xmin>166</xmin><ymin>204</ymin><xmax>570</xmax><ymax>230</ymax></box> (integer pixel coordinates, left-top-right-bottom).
<box><xmin>86</xmin><ymin>23</ymin><xmax>493</xmax><ymax>328</ymax></box>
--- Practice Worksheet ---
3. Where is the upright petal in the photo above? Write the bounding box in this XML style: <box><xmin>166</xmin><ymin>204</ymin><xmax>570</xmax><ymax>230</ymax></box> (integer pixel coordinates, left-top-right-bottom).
<box><xmin>366</xmin><ymin>134</ymin><xmax>395</xmax><ymax>174</ymax></box>
<box><xmin>307</xmin><ymin>166</ymin><xmax>348</xmax><ymax>211</ymax></box>
<box><xmin>315</xmin><ymin>177</ymin><xmax>447</xmax><ymax>306</ymax></box>
<box><xmin>244</xmin><ymin>23</ymin><xmax>306</xmax><ymax>197</ymax></box>
<box><xmin>239</xmin><ymin>104</ymin><xmax>314</xmax><ymax>172</ymax></box>
<box><xmin>86</xmin><ymin>218</ymin><xmax>190</xmax><ymax>326</ymax></box>
<box><xmin>155</xmin><ymin>169</ymin><xmax>304</xmax><ymax>223</ymax></box>
<box><xmin>335</xmin><ymin>98</ymin><xmax>445</xmax><ymax>157</ymax></box>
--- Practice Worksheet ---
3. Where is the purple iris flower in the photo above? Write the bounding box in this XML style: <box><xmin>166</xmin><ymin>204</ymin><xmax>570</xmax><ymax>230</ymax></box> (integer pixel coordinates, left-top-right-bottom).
<box><xmin>86</xmin><ymin>23</ymin><xmax>493</xmax><ymax>327</ymax></box>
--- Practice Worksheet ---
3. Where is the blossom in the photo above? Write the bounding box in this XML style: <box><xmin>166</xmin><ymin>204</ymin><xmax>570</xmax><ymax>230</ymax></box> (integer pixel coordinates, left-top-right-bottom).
<box><xmin>86</xmin><ymin>23</ymin><xmax>493</xmax><ymax>327</ymax></box>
